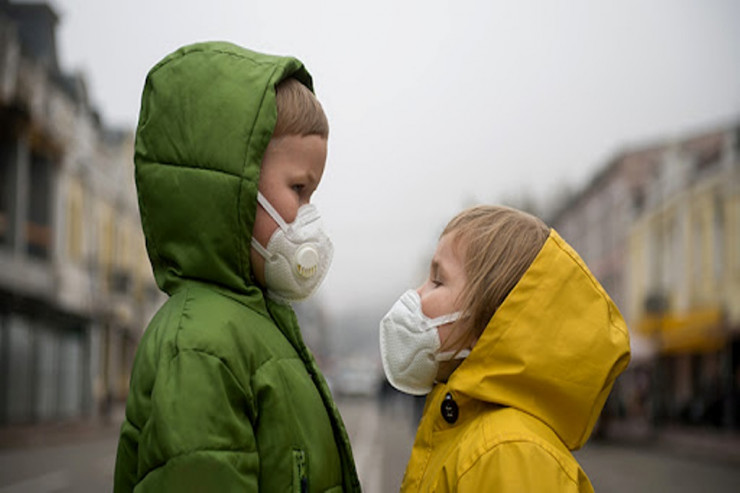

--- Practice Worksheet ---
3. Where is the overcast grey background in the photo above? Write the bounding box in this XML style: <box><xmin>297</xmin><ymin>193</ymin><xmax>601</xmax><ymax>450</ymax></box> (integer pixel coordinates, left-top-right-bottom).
<box><xmin>44</xmin><ymin>0</ymin><xmax>740</xmax><ymax>319</ymax></box>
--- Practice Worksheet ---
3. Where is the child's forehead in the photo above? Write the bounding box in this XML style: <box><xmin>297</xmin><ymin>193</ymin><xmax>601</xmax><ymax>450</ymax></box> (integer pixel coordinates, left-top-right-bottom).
<box><xmin>283</xmin><ymin>163</ymin><xmax>319</xmax><ymax>181</ymax></box>
<box><xmin>438</xmin><ymin>231</ymin><xmax>466</xmax><ymax>256</ymax></box>
<box><xmin>434</xmin><ymin>232</ymin><xmax>466</xmax><ymax>267</ymax></box>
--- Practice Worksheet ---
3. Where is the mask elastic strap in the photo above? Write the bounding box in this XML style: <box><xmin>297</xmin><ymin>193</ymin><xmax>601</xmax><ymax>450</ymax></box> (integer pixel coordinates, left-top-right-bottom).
<box><xmin>436</xmin><ymin>349</ymin><xmax>471</xmax><ymax>362</ymax></box>
<box><xmin>256</xmin><ymin>192</ymin><xmax>290</xmax><ymax>231</ymax></box>
<box><xmin>250</xmin><ymin>237</ymin><xmax>272</xmax><ymax>260</ymax></box>
<box><xmin>428</xmin><ymin>311</ymin><xmax>462</xmax><ymax>328</ymax></box>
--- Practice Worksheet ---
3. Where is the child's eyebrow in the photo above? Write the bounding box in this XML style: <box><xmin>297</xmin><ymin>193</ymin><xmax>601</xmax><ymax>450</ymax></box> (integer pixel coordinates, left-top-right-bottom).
<box><xmin>431</xmin><ymin>259</ymin><xmax>444</xmax><ymax>280</ymax></box>
<box><xmin>294</xmin><ymin>168</ymin><xmax>319</xmax><ymax>186</ymax></box>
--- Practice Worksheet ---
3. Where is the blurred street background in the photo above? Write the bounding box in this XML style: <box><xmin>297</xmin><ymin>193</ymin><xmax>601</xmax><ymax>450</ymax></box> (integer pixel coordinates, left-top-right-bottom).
<box><xmin>2</xmin><ymin>393</ymin><xmax>740</xmax><ymax>492</ymax></box>
<box><xmin>1</xmin><ymin>0</ymin><xmax>740</xmax><ymax>491</ymax></box>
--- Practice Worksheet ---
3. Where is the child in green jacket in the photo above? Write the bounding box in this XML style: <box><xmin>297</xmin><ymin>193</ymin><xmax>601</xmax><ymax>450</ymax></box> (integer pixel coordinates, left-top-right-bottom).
<box><xmin>114</xmin><ymin>41</ymin><xmax>360</xmax><ymax>492</ymax></box>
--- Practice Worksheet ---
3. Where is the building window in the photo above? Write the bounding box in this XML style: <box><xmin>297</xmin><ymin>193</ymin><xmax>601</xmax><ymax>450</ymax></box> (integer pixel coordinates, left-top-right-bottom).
<box><xmin>663</xmin><ymin>215</ymin><xmax>678</xmax><ymax>294</ymax></box>
<box><xmin>713</xmin><ymin>195</ymin><xmax>724</xmax><ymax>283</ymax></box>
<box><xmin>110</xmin><ymin>220</ymin><xmax>133</xmax><ymax>295</ymax></box>
<box><xmin>692</xmin><ymin>214</ymin><xmax>703</xmax><ymax>289</ymax></box>
<box><xmin>632</xmin><ymin>188</ymin><xmax>646</xmax><ymax>215</ymax></box>
<box><xmin>0</xmin><ymin>138</ymin><xmax>15</xmax><ymax>247</ymax></box>
<box><xmin>735</xmin><ymin>200</ymin><xmax>740</xmax><ymax>273</ymax></box>
<box><xmin>98</xmin><ymin>201</ymin><xmax>115</xmax><ymax>292</ymax></box>
<box><xmin>66</xmin><ymin>179</ymin><xmax>83</xmax><ymax>263</ymax></box>
<box><xmin>693</xmin><ymin>142</ymin><xmax>722</xmax><ymax>174</ymax></box>
<box><xmin>648</xmin><ymin>225</ymin><xmax>661</xmax><ymax>292</ymax></box>
<box><xmin>27</xmin><ymin>152</ymin><xmax>53</xmax><ymax>259</ymax></box>
<box><xmin>5</xmin><ymin>315</ymin><xmax>34</xmax><ymax>424</ymax></box>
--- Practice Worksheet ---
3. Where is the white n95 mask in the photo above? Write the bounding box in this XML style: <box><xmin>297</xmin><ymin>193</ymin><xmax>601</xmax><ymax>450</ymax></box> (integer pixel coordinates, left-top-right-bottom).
<box><xmin>251</xmin><ymin>192</ymin><xmax>333</xmax><ymax>302</ymax></box>
<box><xmin>379</xmin><ymin>289</ymin><xmax>468</xmax><ymax>396</ymax></box>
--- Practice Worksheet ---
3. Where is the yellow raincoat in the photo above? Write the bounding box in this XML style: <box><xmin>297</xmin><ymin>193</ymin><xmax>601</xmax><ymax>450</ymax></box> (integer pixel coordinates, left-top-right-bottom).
<box><xmin>401</xmin><ymin>230</ymin><xmax>631</xmax><ymax>492</ymax></box>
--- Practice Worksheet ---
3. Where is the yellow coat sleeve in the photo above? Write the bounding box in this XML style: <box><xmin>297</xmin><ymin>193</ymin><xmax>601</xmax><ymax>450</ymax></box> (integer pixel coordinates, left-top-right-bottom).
<box><xmin>443</xmin><ymin>441</ymin><xmax>593</xmax><ymax>493</ymax></box>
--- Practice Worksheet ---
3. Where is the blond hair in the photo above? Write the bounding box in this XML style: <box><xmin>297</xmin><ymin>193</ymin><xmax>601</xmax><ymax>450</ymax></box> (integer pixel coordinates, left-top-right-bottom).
<box><xmin>441</xmin><ymin>205</ymin><xmax>550</xmax><ymax>352</ymax></box>
<box><xmin>273</xmin><ymin>78</ymin><xmax>329</xmax><ymax>139</ymax></box>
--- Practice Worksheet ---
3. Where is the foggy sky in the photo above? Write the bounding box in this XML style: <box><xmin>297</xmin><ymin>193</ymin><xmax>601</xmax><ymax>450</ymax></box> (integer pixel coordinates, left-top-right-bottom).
<box><xmin>44</xmin><ymin>0</ymin><xmax>740</xmax><ymax>318</ymax></box>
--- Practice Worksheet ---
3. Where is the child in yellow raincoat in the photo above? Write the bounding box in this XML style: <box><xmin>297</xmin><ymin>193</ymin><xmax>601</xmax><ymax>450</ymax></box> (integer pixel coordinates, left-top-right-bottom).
<box><xmin>379</xmin><ymin>205</ymin><xmax>631</xmax><ymax>492</ymax></box>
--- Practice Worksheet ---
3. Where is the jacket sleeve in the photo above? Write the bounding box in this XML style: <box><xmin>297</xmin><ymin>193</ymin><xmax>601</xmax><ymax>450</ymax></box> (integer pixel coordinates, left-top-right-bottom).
<box><xmin>452</xmin><ymin>441</ymin><xmax>588</xmax><ymax>493</ymax></box>
<box><xmin>127</xmin><ymin>349</ymin><xmax>258</xmax><ymax>492</ymax></box>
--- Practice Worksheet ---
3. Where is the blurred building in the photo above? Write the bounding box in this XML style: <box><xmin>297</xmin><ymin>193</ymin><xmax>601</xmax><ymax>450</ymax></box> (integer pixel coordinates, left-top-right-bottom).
<box><xmin>550</xmin><ymin>143</ymin><xmax>663</xmax><ymax>326</ymax></box>
<box><xmin>0</xmin><ymin>1</ymin><xmax>160</xmax><ymax>426</ymax></box>
<box><xmin>628</xmin><ymin>126</ymin><xmax>740</xmax><ymax>429</ymax></box>
<box><xmin>551</xmin><ymin>122</ymin><xmax>740</xmax><ymax>432</ymax></box>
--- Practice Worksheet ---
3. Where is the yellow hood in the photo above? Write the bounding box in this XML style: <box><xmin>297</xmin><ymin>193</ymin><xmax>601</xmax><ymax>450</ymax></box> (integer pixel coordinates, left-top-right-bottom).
<box><xmin>448</xmin><ymin>229</ymin><xmax>631</xmax><ymax>450</ymax></box>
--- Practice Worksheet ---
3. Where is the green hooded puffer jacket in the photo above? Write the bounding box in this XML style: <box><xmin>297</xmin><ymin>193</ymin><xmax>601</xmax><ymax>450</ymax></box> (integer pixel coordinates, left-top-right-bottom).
<box><xmin>113</xmin><ymin>42</ymin><xmax>360</xmax><ymax>492</ymax></box>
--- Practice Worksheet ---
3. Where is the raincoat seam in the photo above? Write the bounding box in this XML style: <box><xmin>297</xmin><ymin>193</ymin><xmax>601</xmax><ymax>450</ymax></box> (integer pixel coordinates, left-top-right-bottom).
<box><xmin>171</xmin><ymin>287</ymin><xmax>191</xmax><ymax>359</ymax></box>
<box><xmin>146</xmin><ymin>159</ymin><xmax>244</xmax><ymax>179</ymax></box>
<box><xmin>135</xmin><ymin>161</ymin><xmax>163</xmax><ymax>293</ymax></box>
<box><xmin>126</xmin><ymin>416</ymin><xmax>139</xmax><ymax>431</ymax></box>
<box><xmin>253</xmin><ymin>355</ymin><xmax>304</xmax><ymax>379</ymax></box>
<box><xmin>177</xmin><ymin>279</ymin><xmax>270</xmax><ymax>319</ymax></box>
<box><xmin>457</xmin><ymin>439</ymin><xmax>579</xmax><ymax>486</ymax></box>
<box><xmin>171</xmin><ymin>288</ymin><xmax>251</xmax><ymax>407</ymax></box>
<box><xmin>415</xmin><ymin>395</ymin><xmax>441</xmax><ymax>487</ymax></box>
<box><xmin>174</xmin><ymin>348</ymin><xmax>251</xmax><ymax>401</ymax></box>
<box><xmin>148</xmin><ymin>46</ymin><xmax>282</xmax><ymax>78</ymax></box>
<box><xmin>138</xmin><ymin>447</ymin><xmax>256</xmax><ymax>485</ymax></box>
<box><xmin>551</xmin><ymin>233</ymin><xmax>628</xmax><ymax>338</ymax></box>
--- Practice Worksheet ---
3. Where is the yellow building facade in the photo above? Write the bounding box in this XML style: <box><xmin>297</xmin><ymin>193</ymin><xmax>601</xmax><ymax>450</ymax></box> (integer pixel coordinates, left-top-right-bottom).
<box><xmin>628</xmin><ymin>127</ymin><xmax>739</xmax><ymax>427</ymax></box>
<box><xmin>0</xmin><ymin>3</ymin><xmax>161</xmax><ymax>425</ymax></box>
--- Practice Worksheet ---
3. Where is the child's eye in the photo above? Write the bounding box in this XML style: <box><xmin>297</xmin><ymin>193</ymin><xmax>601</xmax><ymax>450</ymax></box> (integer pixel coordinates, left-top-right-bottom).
<box><xmin>432</xmin><ymin>279</ymin><xmax>442</xmax><ymax>288</ymax></box>
<box><xmin>291</xmin><ymin>184</ymin><xmax>305</xmax><ymax>193</ymax></box>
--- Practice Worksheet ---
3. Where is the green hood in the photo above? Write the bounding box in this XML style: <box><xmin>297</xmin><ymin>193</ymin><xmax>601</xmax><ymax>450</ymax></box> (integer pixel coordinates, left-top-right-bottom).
<box><xmin>135</xmin><ymin>41</ymin><xmax>312</xmax><ymax>297</ymax></box>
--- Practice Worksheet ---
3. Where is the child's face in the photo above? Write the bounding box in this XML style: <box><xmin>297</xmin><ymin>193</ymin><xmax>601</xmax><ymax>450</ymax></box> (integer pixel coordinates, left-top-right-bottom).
<box><xmin>250</xmin><ymin>134</ymin><xmax>328</xmax><ymax>286</ymax></box>
<box><xmin>417</xmin><ymin>233</ymin><xmax>467</xmax><ymax>348</ymax></box>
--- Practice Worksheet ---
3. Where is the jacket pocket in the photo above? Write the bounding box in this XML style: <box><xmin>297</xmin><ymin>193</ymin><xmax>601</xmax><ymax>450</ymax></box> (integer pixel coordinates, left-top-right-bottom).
<box><xmin>293</xmin><ymin>448</ymin><xmax>308</xmax><ymax>493</ymax></box>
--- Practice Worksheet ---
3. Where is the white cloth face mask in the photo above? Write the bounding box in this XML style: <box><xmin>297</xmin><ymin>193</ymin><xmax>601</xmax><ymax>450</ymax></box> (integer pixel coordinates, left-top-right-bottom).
<box><xmin>251</xmin><ymin>192</ymin><xmax>334</xmax><ymax>302</ymax></box>
<box><xmin>379</xmin><ymin>289</ymin><xmax>467</xmax><ymax>396</ymax></box>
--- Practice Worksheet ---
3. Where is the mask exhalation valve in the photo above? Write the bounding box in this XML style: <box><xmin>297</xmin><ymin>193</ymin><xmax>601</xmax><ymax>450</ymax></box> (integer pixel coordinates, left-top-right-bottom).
<box><xmin>295</xmin><ymin>244</ymin><xmax>319</xmax><ymax>278</ymax></box>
